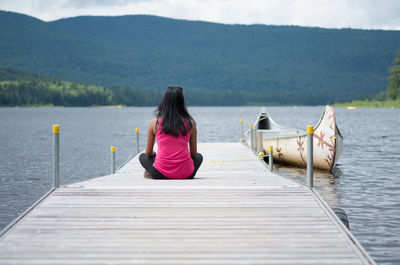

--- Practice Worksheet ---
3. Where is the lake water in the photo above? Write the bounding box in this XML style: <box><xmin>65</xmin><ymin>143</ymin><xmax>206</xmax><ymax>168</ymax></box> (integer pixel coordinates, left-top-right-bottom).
<box><xmin>0</xmin><ymin>106</ymin><xmax>399</xmax><ymax>264</ymax></box>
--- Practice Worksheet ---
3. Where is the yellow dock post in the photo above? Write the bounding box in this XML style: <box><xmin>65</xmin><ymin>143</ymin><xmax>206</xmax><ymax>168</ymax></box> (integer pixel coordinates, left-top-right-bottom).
<box><xmin>52</xmin><ymin>124</ymin><xmax>60</xmax><ymax>188</ymax></box>
<box><xmin>269</xmin><ymin>145</ymin><xmax>273</xmax><ymax>172</ymax></box>
<box><xmin>249</xmin><ymin>124</ymin><xmax>254</xmax><ymax>150</ymax></box>
<box><xmin>307</xmin><ymin>125</ymin><xmax>314</xmax><ymax>189</ymax></box>
<box><xmin>136</xmin><ymin>128</ymin><xmax>139</xmax><ymax>154</ymax></box>
<box><xmin>240</xmin><ymin>118</ymin><xmax>244</xmax><ymax>141</ymax></box>
<box><xmin>111</xmin><ymin>146</ymin><xmax>116</xmax><ymax>174</ymax></box>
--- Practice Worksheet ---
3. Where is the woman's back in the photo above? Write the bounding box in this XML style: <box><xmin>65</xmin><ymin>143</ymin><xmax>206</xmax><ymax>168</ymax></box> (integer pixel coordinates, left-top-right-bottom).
<box><xmin>153</xmin><ymin>118</ymin><xmax>194</xmax><ymax>179</ymax></box>
<box><xmin>139</xmin><ymin>86</ymin><xmax>202</xmax><ymax>180</ymax></box>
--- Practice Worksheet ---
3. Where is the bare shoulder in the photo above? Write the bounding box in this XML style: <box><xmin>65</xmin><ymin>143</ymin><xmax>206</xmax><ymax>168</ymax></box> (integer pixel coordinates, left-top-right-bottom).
<box><xmin>189</xmin><ymin>119</ymin><xmax>196</xmax><ymax>131</ymax></box>
<box><xmin>150</xmin><ymin>117</ymin><xmax>157</xmax><ymax>124</ymax></box>
<box><xmin>149</xmin><ymin>118</ymin><xmax>157</xmax><ymax>133</ymax></box>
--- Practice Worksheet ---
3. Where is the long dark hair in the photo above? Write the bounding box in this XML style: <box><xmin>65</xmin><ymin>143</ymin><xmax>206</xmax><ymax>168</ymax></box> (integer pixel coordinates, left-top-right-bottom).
<box><xmin>155</xmin><ymin>86</ymin><xmax>194</xmax><ymax>137</ymax></box>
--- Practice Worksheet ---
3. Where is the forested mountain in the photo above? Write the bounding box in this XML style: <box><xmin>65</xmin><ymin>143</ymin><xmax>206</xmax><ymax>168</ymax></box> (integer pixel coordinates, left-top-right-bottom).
<box><xmin>0</xmin><ymin>66</ymin><xmax>113</xmax><ymax>106</ymax></box>
<box><xmin>1</xmin><ymin>10</ymin><xmax>400</xmax><ymax>105</ymax></box>
<box><xmin>0</xmin><ymin>66</ymin><xmax>263</xmax><ymax>106</ymax></box>
<box><xmin>0</xmin><ymin>66</ymin><xmax>172</xmax><ymax>106</ymax></box>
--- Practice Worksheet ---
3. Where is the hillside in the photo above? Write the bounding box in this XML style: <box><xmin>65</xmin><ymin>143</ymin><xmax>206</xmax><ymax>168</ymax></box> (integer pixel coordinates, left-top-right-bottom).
<box><xmin>0</xmin><ymin>66</ymin><xmax>116</xmax><ymax>106</ymax></box>
<box><xmin>1</xmin><ymin>10</ymin><xmax>400</xmax><ymax>105</ymax></box>
<box><xmin>0</xmin><ymin>66</ymin><xmax>270</xmax><ymax>106</ymax></box>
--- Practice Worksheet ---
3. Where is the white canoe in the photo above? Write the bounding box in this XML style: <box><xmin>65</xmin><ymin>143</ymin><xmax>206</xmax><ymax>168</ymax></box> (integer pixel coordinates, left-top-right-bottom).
<box><xmin>246</xmin><ymin>106</ymin><xmax>343</xmax><ymax>171</ymax></box>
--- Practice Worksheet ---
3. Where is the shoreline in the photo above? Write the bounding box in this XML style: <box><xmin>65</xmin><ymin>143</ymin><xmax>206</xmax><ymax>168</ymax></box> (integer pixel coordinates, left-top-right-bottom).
<box><xmin>334</xmin><ymin>99</ymin><xmax>400</xmax><ymax>108</ymax></box>
<box><xmin>1</xmin><ymin>101</ymin><xmax>399</xmax><ymax>108</ymax></box>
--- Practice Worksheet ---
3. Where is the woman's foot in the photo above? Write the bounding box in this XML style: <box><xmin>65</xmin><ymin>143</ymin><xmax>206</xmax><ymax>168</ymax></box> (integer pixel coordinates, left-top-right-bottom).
<box><xmin>143</xmin><ymin>170</ymin><xmax>152</xmax><ymax>179</ymax></box>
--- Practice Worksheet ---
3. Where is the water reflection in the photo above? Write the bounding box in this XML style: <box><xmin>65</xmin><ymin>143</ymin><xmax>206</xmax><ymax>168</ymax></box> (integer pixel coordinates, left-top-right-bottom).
<box><xmin>270</xmin><ymin>162</ymin><xmax>342</xmax><ymax>206</ymax></box>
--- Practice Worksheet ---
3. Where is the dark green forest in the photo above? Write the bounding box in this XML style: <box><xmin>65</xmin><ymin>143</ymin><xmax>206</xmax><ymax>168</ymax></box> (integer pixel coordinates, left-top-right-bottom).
<box><xmin>0</xmin><ymin>67</ymin><xmax>169</xmax><ymax>106</ymax></box>
<box><xmin>1</xmin><ymin>10</ymin><xmax>400</xmax><ymax>105</ymax></box>
<box><xmin>0</xmin><ymin>67</ymin><xmax>111</xmax><ymax>106</ymax></box>
<box><xmin>0</xmin><ymin>66</ymin><xmax>294</xmax><ymax>106</ymax></box>
<box><xmin>387</xmin><ymin>50</ymin><xmax>400</xmax><ymax>101</ymax></box>
<box><xmin>334</xmin><ymin>49</ymin><xmax>400</xmax><ymax>107</ymax></box>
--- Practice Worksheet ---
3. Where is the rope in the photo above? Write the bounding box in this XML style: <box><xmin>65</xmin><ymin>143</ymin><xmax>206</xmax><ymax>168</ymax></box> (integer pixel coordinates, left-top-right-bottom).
<box><xmin>257</xmin><ymin>115</ymin><xmax>269</xmax><ymax>122</ymax></box>
<box><xmin>318</xmin><ymin>136</ymin><xmax>337</xmax><ymax>145</ymax></box>
<box><xmin>243</xmin><ymin>115</ymin><xmax>268</xmax><ymax>137</ymax></box>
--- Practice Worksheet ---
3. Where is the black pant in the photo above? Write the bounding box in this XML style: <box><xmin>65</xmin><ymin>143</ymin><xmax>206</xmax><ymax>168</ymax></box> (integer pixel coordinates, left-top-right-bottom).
<box><xmin>139</xmin><ymin>153</ymin><xmax>203</xmax><ymax>179</ymax></box>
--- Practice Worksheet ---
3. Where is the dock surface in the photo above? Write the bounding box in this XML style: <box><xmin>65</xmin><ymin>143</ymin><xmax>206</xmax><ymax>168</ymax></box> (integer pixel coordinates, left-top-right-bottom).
<box><xmin>0</xmin><ymin>142</ymin><xmax>374</xmax><ymax>264</ymax></box>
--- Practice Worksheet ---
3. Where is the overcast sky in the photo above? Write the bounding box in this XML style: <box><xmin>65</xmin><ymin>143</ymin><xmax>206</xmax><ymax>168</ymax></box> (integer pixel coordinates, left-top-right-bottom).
<box><xmin>1</xmin><ymin>0</ymin><xmax>400</xmax><ymax>30</ymax></box>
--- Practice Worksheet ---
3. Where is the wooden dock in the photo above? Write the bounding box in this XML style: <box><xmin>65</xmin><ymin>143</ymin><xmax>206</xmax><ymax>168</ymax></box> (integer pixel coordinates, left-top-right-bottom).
<box><xmin>0</xmin><ymin>142</ymin><xmax>374</xmax><ymax>264</ymax></box>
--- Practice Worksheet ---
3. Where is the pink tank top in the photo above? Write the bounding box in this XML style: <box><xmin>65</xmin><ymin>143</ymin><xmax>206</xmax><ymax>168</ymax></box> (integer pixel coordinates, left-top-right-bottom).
<box><xmin>153</xmin><ymin>118</ymin><xmax>194</xmax><ymax>179</ymax></box>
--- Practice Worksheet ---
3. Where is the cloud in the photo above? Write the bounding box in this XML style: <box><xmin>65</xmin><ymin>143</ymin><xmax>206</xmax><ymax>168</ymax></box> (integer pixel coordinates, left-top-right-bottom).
<box><xmin>346</xmin><ymin>0</ymin><xmax>400</xmax><ymax>29</ymax></box>
<box><xmin>1</xmin><ymin>0</ymin><xmax>399</xmax><ymax>30</ymax></box>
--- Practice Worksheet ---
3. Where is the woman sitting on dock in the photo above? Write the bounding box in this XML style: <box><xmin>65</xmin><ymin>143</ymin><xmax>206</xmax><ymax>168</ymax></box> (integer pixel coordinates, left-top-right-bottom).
<box><xmin>139</xmin><ymin>86</ymin><xmax>203</xmax><ymax>179</ymax></box>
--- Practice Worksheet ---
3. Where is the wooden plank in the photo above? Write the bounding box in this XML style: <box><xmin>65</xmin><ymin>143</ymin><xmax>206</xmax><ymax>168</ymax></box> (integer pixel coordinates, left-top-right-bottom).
<box><xmin>0</xmin><ymin>142</ymin><xmax>373</xmax><ymax>265</ymax></box>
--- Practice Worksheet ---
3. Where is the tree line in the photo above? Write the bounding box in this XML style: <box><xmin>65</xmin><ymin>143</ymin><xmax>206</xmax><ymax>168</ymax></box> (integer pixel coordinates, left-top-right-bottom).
<box><xmin>0</xmin><ymin>80</ymin><xmax>112</xmax><ymax>106</ymax></box>
<box><xmin>0</xmin><ymin>78</ymin><xmax>320</xmax><ymax>106</ymax></box>
<box><xmin>335</xmin><ymin>49</ymin><xmax>400</xmax><ymax>107</ymax></box>
<box><xmin>0</xmin><ymin>66</ymin><xmax>336</xmax><ymax>106</ymax></box>
<box><xmin>1</xmin><ymin>47</ymin><xmax>399</xmax><ymax>107</ymax></box>
<box><xmin>387</xmin><ymin>50</ymin><xmax>400</xmax><ymax>101</ymax></box>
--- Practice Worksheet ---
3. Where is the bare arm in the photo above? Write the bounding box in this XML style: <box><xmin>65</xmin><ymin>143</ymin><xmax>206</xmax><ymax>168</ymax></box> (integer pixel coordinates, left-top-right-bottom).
<box><xmin>189</xmin><ymin>120</ymin><xmax>197</xmax><ymax>157</ymax></box>
<box><xmin>145</xmin><ymin>118</ymin><xmax>157</xmax><ymax>157</ymax></box>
